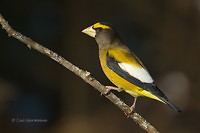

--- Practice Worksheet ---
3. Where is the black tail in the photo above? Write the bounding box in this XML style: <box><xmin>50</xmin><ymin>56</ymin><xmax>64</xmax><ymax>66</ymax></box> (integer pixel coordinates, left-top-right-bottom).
<box><xmin>159</xmin><ymin>97</ymin><xmax>182</xmax><ymax>113</ymax></box>
<box><xmin>146</xmin><ymin>85</ymin><xmax>182</xmax><ymax>113</ymax></box>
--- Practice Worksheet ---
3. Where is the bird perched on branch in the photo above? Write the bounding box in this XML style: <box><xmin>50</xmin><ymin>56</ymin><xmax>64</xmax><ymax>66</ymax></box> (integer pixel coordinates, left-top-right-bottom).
<box><xmin>82</xmin><ymin>22</ymin><xmax>181</xmax><ymax>113</ymax></box>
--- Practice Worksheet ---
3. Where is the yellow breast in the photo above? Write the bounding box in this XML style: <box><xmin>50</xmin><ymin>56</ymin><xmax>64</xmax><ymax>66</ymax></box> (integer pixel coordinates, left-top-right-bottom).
<box><xmin>99</xmin><ymin>49</ymin><xmax>163</xmax><ymax>102</ymax></box>
<box><xmin>99</xmin><ymin>49</ymin><xmax>142</xmax><ymax>97</ymax></box>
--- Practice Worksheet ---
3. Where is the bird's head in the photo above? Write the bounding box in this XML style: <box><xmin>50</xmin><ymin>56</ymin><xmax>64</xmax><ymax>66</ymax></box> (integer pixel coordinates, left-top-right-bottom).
<box><xmin>82</xmin><ymin>22</ymin><xmax>121</xmax><ymax>49</ymax></box>
<box><xmin>82</xmin><ymin>22</ymin><xmax>113</xmax><ymax>38</ymax></box>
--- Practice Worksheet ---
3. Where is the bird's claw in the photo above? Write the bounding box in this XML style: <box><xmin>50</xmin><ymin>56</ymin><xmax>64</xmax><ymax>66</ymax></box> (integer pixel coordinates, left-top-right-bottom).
<box><xmin>124</xmin><ymin>107</ymin><xmax>134</xmax><ymax>117</ymax></box>
<box><xmin>101</xmin><ymin>87</ymin><xmax>111</xmax><ymax>96</ymax></box>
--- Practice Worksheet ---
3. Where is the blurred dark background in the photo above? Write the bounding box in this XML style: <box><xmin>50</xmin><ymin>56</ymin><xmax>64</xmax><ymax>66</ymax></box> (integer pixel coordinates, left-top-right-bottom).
<box><xmin>0</xmin><ymin>0</ymin><xmax>199</xmax><ymax>133</ymax></box>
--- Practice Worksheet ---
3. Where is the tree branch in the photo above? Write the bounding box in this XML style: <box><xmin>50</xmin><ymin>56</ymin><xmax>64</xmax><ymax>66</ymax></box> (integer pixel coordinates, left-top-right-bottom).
<box><xmin>0</xmin><ymin>14</ymin><xmax>159</xmax><ymax>133</ymax></box>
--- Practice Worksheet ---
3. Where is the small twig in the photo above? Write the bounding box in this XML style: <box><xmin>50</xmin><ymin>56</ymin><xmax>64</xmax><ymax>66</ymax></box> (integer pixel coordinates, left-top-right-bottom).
<box><xmin>0</xmin><ymin>14</ymin><xmax>159</xmax><ymax>133</ymax></box>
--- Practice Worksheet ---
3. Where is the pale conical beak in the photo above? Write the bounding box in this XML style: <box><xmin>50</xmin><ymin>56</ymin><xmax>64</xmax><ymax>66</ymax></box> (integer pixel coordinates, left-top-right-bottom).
<box><xmin>82</xmin><ymin>25</ymin><xmax>96</xmax><ymax>38</ymax></box>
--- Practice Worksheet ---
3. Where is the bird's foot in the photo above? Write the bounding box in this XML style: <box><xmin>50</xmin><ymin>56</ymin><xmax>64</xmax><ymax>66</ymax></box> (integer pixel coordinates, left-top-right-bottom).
<box><xmin>124</xmin><ymin>105</ymin><xmax>135</xmax><ymax>116</ymax></box>
<box><xmin>105</xmin><ymin>86</ymin><xmax>118</xmax><ymax>94</ymax></box>
<box><xmin>124</xmin><ymin>97</ymin><xmax>137</xmax><ymax>116</ymax></box>
<box><xmin>129</xmin><ymin>104</ymin><xmax>135</xmax><ymax>113</ymax></box>
<box><xmin>101</xmin><ymin>86</ymin><xmax>118</xmax><ymax>95</ymax></box>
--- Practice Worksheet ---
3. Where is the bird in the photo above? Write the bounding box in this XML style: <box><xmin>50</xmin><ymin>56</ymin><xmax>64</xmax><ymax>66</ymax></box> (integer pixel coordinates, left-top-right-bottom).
<box><xmin>82</xmin><ymin>22</ymin><xmax>181</xmax><ymax>113</ymax></box>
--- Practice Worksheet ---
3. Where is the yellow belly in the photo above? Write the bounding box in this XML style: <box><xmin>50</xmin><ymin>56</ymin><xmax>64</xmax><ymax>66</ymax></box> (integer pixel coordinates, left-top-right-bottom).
<box><xmin>99</xmin><ymin>49</ymin><xmax>163</xmax><ymax>102</ymax></box>
<box><xmin>101</xmin><ymin>59</ymin><xmax>143</xmax><ymax>97</ymax></box>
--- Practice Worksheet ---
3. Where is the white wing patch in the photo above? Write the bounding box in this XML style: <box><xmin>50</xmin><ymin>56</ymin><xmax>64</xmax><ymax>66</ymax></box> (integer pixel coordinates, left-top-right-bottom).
<box><xmin>118</xmin><ymin>63</ymin><xmax>154</xmax><ymax>83</ymax></box>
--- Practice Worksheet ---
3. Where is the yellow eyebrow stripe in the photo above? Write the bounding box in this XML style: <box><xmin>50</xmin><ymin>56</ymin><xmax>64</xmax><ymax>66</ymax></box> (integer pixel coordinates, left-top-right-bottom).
<box><xmin>93</xmin><ymin>22</ymin><xmax>111</xmax><ymax>29</ymax></box>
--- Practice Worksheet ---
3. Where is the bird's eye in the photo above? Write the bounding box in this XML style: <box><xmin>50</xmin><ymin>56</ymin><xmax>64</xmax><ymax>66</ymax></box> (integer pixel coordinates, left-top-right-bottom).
<box><xmin>95</xmin><ymin>27</ymin><xmax>103</xmax><ymax>32</ymax></box>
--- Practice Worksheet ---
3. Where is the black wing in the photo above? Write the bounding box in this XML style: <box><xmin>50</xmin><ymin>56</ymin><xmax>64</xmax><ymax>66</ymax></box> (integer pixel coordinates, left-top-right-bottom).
<box><xmin>106</xmin><ymin>52</ymin><xmax>182</xmax><ymax>112</ymax></box>
<box><xmin>106</xmin><ymin>52</ymin><xmax>166</xmax><ymax>97</ymax></box>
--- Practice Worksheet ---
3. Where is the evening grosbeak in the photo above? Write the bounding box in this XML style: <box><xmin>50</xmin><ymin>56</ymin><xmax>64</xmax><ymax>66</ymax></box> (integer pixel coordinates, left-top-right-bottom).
<box><xmin>82</xmin><ymin>22</ymin><xmax>181</xmax><ymax>113</ymax></box>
